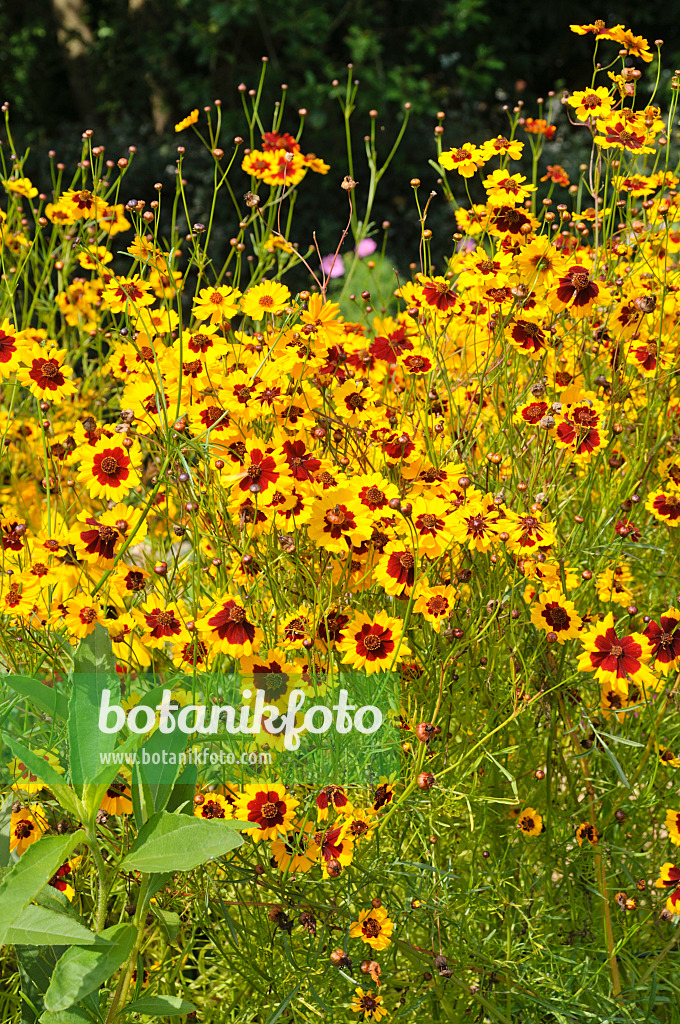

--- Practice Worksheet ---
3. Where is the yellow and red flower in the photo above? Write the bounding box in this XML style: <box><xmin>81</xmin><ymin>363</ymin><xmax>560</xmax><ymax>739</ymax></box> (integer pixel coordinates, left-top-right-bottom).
<box><xmin>234</xmin><ymin>783</ymin><xmax>298</xmax><ymax>840</ymax></box>
<box><xmin>338</xmin><ymin>610</ymin><xmax>410</xmax><ymax>674</ymax></box>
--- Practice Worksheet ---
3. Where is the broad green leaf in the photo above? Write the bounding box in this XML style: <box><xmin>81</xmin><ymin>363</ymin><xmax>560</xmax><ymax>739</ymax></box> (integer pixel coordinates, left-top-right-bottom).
<box><xmin>4</xmin><ymin>737</ymin><xmax>82</xmax><ymax>820</ymax></box>
<box><xmin>69</xmin><ymin>625</ymin><xmax>119</xmax><ymax>795</ymax></box>
<box><xmin>2</xmin><ymin>674</ymin><xmax>69</xmax><ymax>721</ymax></box>
<box><xmin>165</xmin><ymin>764</ymin><xmax>197</xmax><ymax>815</ymax></box>
<box><xmin>120</xmin><ymin>995</ymin><xmax>196</xmax><ymax>1017</ymax></box>
<box><xmin>0</xmin><ymin>831</ymin><xmax>86</xmax><ymax>947</ymax></box>
<box><xmin>121</xmin><ymin>812</ymin><xmax>245</xmax><ymax>872</ymax></box>
<box><xmin>0</xmin><ymin>791</ymin><xmax>13</xmax><ymax>867</ymax></box>
<box><xmin>40</xmin><ymin>1009</ymin><xmax>95</xmax><ymax>1024</ymax></box>
<box><xmin>7</xmin><ymin>904</ymin><xmax>108</xmax><ymax>947</ymax></box>
<box><xmin>131</xmin><ymin>721</ymin><xmax>189</xmax><ymax>826</ymax></box>
<box><xmin>44</xmin><ymin>923</ymin><xmax>136</xmax><ymax>1012</ymax></box>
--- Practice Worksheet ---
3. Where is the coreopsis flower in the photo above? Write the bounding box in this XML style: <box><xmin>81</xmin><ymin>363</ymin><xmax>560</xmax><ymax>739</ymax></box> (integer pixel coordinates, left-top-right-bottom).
<box><xmin>667</xmin><ymin>810</ymin><xmax>680</xmax><ymax>846</ymax></box>
<box><xmin>421</xmin><ymin>276</ymin><xmax>457</xmax><ymax>311</ymax></box>
<box><xmin>354</xmin><ymin>473</ymin><xmax>399</xmax><ymax>517</ymax></box>
<box><xmin>550</xmin><ymin>265</ymin><xmax>606</xmax><ymax>316</ymax></box>
<box><xmin>240</xmin><ymin>648</ymin><xmax>297</xmax><ymax>708</ymax></box>
<box><xmin>530</xmin><ymin>590</ymin><xmax>581</xmax><ymax>643</ymax></box>
<box><xmin>77</xmin><ymin>245</ymin><xmax>113</xmax><ymax>271</ymax></box>
<box><xmin>240</xmin><ymin>280</ymin><xmax>291</xmax><ymax>320</ymax></box>
<box><xmin>334</xmin><ymin>378</ymin><xmax>380</xmax><ymax>426</ymax></box>
<box><xmin>339</xmin><ymin>808</ymin><xmax>376</xmax><ymax>846</ymax></box>
<box><xmin>506</xmin><ymin>317</ymin><xmax>548</xmax><ymax>357</ymax></box>
<box><xmin>261</xmin><ymin>149</ymin><xmax>307</xmax><ymax>187</ymax></box>
<box><xmin>194</xmin><ymin>792</ymin><xmax>234</xmax><ymax>821</ymax></box>
<box><xmin>195</xmin><ymin>595</ymin><xmax>263</xmax><ymax>656</ymax></box>
<box><xmin>192</xmin><ymin>284</ymin><xmax>242</xmax><ymax>324</ymax></box>
<box><xmin>577</xmin><ymin>612</ymin><xmax>656</xmax><ymax>690</ymax></box>
<box><xmin>540</xmin><ymin>164</ymin><xmax>570</xmax><ymax>187</ymax></box>
<box><xmin>479</xmin><ymin>135</ymin><xmax>524</xmax><ymax>161</ymax></box>
<box><xmin>374</xmin><ymin>542</ymin><xmax>417</xmax><ymax>598</ymax></box>
<box><xmin>270</xmin><ymin>823</ymin><xmax>316</xmax><ymax>873</ymax></box>
<box><xmin>554</xmin><ymin>400</ymin><xmax>606</xmax><ymax>464</ymax></box>
<box><xmin>523</xmin><ymin>118</ymin><xmax>556</xmax><ymax>139</ymax></box>
<box><xmin>77</xmin><ymin>440</ymin><xmax>141</xmax><ymax>500</ymax></box>
<box><xmin>659</xmin><ymin>748</ymin><xmax>680</xmax><ymax>768</ymax></box>
<box><xmin>646</xmin><ymin>489</ymin><xmax>680</xmax><ymax>526</ymax></box>
<box><xmin>517</xmin><ymin>807</ymin><xmax>544</xmax><ymax>836</ymax></box>
<box><xmin>175</xmin><ymin>108</ymin><xmax>199</xmax><ymax>132</ymax></box>
<box><xmin>50</xmin><ymin>860</ymin><xmax>78</xmax><ymax>901</ymax></box>
<box><xmin>17</xmin><ymin>345</ymin><xmax>76</xmax><ymax>400</ymax></box>
<box><xmin>101</xmin><ymin>274</ymin><xmax>155</xmax><ymax>313</ymax></box>
<box><xmin>372</xmin><ymin>779</ymin><xmax>394</xmax><ymax>811</ymax></box>
<box><xmin>233</xmin><ymin>439</ymin><xmax>286</xmax><ymax>497</ymax></box>
<box><xmin>10</xmin><ymin>804</ymin><xmax>48</xmax><ymax>855</ymax></box>
<box><xmin>70</xmin><ymin>505</ymin><xmax>147</xmax><ymax>567</ymax></box>
<box><xmin>0</xmin><ymin>319</ymin><xmax>20</xmax><ymax>378</ymax></box>
<box><xmin>338</xmin><ymin>610</ymin><xmax>410</xmax><ymax>674</ymax></box>
<box><xmin>350</xmin><ymin>906</ymin><xmax>394</xmax><ymax>951</ymax></box>
<box><xmin>568</xmin><ymin>87</ymin><xmax>615</xmax><ymax>121</ymax></box>
<box><xmin>281</xmin><ymin>440</ymin><xmax>321</xmax><ymax>483</ymax></box>
<box><xmin>600</xmin><ymin>684</ymin><xmax>630</xmax><ymax>721</ymax></box>
<box><xmin>8</xmin><ymin>749</ymin><xmax>65</xmax><ymax>794</ymax></box>
<box><xmin>409</xmin><ymin>496</ymin><xmax>453</xmax><ymax>556</ymax></box>
<box><xmin>656</xmin><ymin>862</ymin><xmax>680</xmax><ymax>889</ymax></box>
<box><xmin>98</xmin><ymin>204</ymin><xmax>131</xmax><ymax>235</ymax></box>
<box><xmin>140</xmin><ymin>599</ymin><xmax>187</xmax><ymax>649</ymax></box>
<box><xmin>62</xmin><ymin>598</ymin><xmax>106</xmax><ymax>638</ymax></box>
<box><xmin>576</xmin><ymin>822</ymin><xmax>601</xmax><ymax>847</ymax></box>
<box><xmin>450</xmin><ymin>500</ymin><xmax>500</xmax><ymax>553</ymax></box>
<box><xmin>594</xmin><ymin>117</ymin><xmax>654</xmax><ymax>153</ymax></box>
<box><xmin>299</xmin><ymin>294</ymin><xmax>345</xmax><ymax>341</ymax></box>
<box><xmin>351</xmin><ymin>988</ymin><xmax>388</xmax><ymax>1021</ymax></box>
<box><xmin>100</xmin><ymin>781</ymin><xmax>133</xmax><ymax>815</ymax></box>
<box><xmin>413</xmin><ymin>582</ymin><xmax>455</xmax><ymax>632</ymax></box>
<box><xmin>59</xmin><ymin>189</ymin><xmax>109</xmax><ymax>220</ymax></box>
<box><xmin>514</xmin><ymin>398</ymin><xmax>550</xmax><ymax>427</ymax></box>
<box><xmin>644</xmin><ymin>611</ymin><xmax>680</xmax><ymax>674</ymax></box>
<box><xmin>234</xmin><ymin>783</ymin><xmax>298</xmax><ymax>841</ymax></box>
<box><xmin>505</xmin><ymin>511</ymin><xmax>556</xmax><ymax>554</ymax></box>
<box><xmin>306</xmin><ymin>489</ymin><xmax>372</xmax><ymax>553</ymax></box>
<box><xmin>515</xmin><ymin>240</ymin><xmax>566</xmax><ymax>284</ymax></box>
<box><xmin>596</xmin><ymin>565</ymin><xmax>634</xmax><ymax>608</ymax></box>
<box><xmin>310</xmin><ymin>825</ymin><xmax>355</xmax><ymax>876</ymax></box>
<box><xmin>2</xmin><ymin>176</ymin><xmax>38</xmax><ymax>199</ymax></box>
<box><xmin>316</xmin><ymin>785</ymin><xmax>353</xmax><ymax>821</ymax></box>
<box><xmin>482</xmin><ymin>169</ymin><xmax>536</xmax><ymax>206</ymax></box>
<box><xmin>608</xmin><ymin>25</ymin><xmax>654</xmax><ymax>61</ymax></box>
<box><xmin>439</xmin><ymin>143</ymin><xmax>486</xmax><ymax>177</ymax></box>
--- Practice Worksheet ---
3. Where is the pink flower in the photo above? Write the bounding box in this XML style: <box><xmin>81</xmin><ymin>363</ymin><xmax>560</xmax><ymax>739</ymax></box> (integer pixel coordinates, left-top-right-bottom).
<box><xmin>355</xmin><ymin>238</ymin><xmax>377</xmax><ymax>258</ymax></box>
<box><xmin>321</xmin><ymin>253</ymin><xmax>345</xmax><ymax>278</ymax></box>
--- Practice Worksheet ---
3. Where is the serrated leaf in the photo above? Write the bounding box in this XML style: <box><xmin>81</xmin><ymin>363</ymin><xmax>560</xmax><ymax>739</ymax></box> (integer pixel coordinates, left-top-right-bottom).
<box><xmin>120</xmin><ymin>812</ymin><xmax>245</xmax><ymax>872</ymax></box>
<box><xmin>0</xmin><ymin>832</ymin><xmax>86</xmax><ymax>947</ymax></box>
<box><xmin>44</xmin><ymin>923</ymin><xmax>136</xmax><ymax>1012</ymax></box>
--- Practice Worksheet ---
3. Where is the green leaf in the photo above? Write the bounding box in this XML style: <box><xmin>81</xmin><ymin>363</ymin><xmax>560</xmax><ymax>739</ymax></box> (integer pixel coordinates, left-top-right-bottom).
<box><xmin>120</xmin><ymin>995</ymin><xmax>196</xmax><ymax>1017</ymax></box>
<box><xmin>131</xmin><ymin>722</ymin><xmax>189</xmax><ymax>827</ymax></box>
<box><xmin>151</xmin><ymin>907</ymin><xmax>180</xmax><ymax>944</ymax></box>
<box><xmin>0</xmin><ymin>831</ymin><xmax>86</xmax><ymax>946</ymax></box>
<box><xmin>165</xmin><ymin>764</ymin><xmax>197</xmax><ymax>815</ymax></box>
<box><xmin>69</xmin><ymin>625</ymin><xmax>119</xmax><ymax>796</ymax></box>
<box><xmin>0</xmin><ymin>791</ymin><xmax>13</xmax><ymax>867</ymax></box>
<box><xmin>7</xmin><ymin>905</ymin><xmax>108</xmax><ymax>947</ymax></box>
<box><xmin>17</xmin><ymin>946</ymin><xmax>66</xmax><ymax>1024</ymax></box>
<box><xmin>2</xmin><ymin>674</ymin><xmax>70</xmax><ymax>721</ymax></box>
<box><xmin>44</xmin><ymin>923</ymin><xmax>136</xmax><ymax>1012</ymax></box>
<box><xmin>4</xmin><ymin>737</ymin><xmax>82</xmax><ymax>820</ymax></box>
<box><xmin>40</xmin><ymin>1009</ymin><xmax>95</xmax><ymax>1024</ymax></box>
<box><xmin>120</xmin><ymin>812</ymin><xmax>245</xmax><ymax>872</ymax></box>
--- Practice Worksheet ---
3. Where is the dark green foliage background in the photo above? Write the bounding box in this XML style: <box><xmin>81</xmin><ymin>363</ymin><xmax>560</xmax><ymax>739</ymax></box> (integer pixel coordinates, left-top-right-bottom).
<box><xmin>2</xmin><ymin>1</ymin><xmax>680</xmax><ymax>272</ymax></box>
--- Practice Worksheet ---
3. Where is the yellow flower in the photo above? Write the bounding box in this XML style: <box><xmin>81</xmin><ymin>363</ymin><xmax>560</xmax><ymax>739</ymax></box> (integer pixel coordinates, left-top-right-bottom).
<box><xmin>175</xmin><ymin>109</ymin><xmax>199</xmax><ymax>132</ymax></box>
<box><xmin>351</xmin><ymin>988</ymin><xmax>388</xmax><ymax>1021</ymax></box>
<box><xmin>3</xmin><ymin>177</ymin><xmax>38</xmax><ymax>199</ymax></box>
<box><xmin>517</xmin><ymin>807</ymin><xmax>544</xmax><ymax>836</ymax></box>
<box><xmin>240</xmin><ymin>280</ymin><xmax>291</xmax><ymax>321</ymax></box>
<box><xmin>482</xmin><ymin>168</ymin><xmax>536</xmax><ymax>207</ymax></box>
<box><xmin>10</xmin><ymin>804</ymin><xmax>48</xmax><ymax>855</ymax></box>
<box><xmin>530</xmin><ymin>590</ymin><xmax>582</xmax><ymax>643</ymax></box>
<box><xmin>439</xmin><ymin>143</ymin><xmax>486</xmax><ymax>177</ymax></box>
<box><xmin>568</xmin><ymin>87</ymin><xmax>614</xmax><ymax>122</ymax></box>
<box><xmin>349</xmin><ymin>906</ymin><xmax>394</xmax><ymax>950</ymax></box>
<box><xmin>192</xmin><ymin>284</ymin><xmax>242</xmax><ymax>324</ymax></box>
